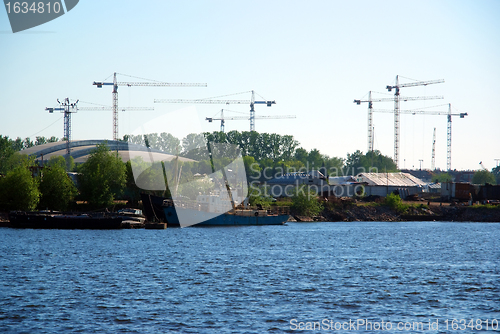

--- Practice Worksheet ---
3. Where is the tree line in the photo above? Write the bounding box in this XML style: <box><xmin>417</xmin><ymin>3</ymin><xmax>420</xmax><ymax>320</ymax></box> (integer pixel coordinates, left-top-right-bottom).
<box><xmin>0</xmin><ymin>135</ymin><xmax>59</xmax><ymax>174</ymax></box>
<box><xmin>1</xmin><ymin>131</ymin><xmax>498</xmax><ymax>212</ymax></box>
<box><xmin>125</xmin><ymin>131</ymin><xmax>398</xmax><ymax>177</ymax></box>
<box><xmin>1</xmin><ymin>132</ymin><xmax>401</xmax><ymax>178</ymax></box>
<box><xmin>0</xmin><ymin>144</ymin><xmax>126</xmax><ymax>211</ymax></box>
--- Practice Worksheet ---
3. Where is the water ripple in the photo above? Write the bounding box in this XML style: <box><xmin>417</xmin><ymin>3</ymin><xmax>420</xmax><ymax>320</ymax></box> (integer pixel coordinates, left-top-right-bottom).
<box><xmin>0</xmin><ymin>222</ymin><xmax>499</xmax><ymax>333</ymax></box>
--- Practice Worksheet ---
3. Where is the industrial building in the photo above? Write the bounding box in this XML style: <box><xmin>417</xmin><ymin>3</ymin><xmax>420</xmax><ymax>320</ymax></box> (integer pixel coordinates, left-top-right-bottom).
<box><xmin>264</xmin><ymin>171</ymin><xmax>429</xmax><ymax>199</ymax></box>
<box><xmin>355</xmin><ymin>172</ymin><xmax>427</xmax><ymax>198</ymax></box>
<box><xmin>20</xmin><ymin>140</ymin><xmax>194</xmax><ymax>165</ymax></box>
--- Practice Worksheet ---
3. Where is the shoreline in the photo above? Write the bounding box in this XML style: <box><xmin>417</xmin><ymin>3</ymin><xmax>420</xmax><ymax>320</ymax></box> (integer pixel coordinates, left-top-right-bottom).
<box><xmin>1</xmin><ymin>204</ymin><xmax>499</xmax><ymax>228</ymax></box>
<box><xmin>293</xmin><ymin>202</ymin><xmax>500</xmax><ymax>223</ymax></box>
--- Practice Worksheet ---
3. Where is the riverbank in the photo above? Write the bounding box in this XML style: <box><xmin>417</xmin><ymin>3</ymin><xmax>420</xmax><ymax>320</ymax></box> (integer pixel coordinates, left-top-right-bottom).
<box><xmin>292</xmin><ymin>200</ymin><xmax>500</xmax><ymax>222</ymax></box>
<box><xmin>2</xmin><ymin>204</ymin><xmax>499</xmax><ymax>227</ymax></box>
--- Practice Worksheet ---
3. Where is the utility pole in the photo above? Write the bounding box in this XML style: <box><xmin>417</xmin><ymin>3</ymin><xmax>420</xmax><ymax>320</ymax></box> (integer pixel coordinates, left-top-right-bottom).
<box><xmin>46</xmin><ymin>98</ymin><xmax>79</xmax><ymax>155</ymax></box>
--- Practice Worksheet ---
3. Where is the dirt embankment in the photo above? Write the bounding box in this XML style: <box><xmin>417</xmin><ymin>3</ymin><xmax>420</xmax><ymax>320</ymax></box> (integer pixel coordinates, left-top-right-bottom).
<box><xmin>319</xmin><ymin>204</ymin><xmax>401</xmax><ymax>222</ymax></box>
<box><xmin>437</xmin><ymin>206</ymin><xmax>500</xmax><ymax>222</ymax></box>
<box><xmin>293</xmin><ymin>199</ymin><xmax>500</xmax><ymax>222</ymax></box>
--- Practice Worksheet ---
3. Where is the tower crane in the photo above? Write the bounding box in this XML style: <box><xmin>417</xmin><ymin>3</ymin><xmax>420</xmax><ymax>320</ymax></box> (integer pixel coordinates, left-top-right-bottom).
<box><xmin>386</xmin><ymin>75</ymin><xmax>444</xmax><ymax>168</ymax></box>
<box><xmin>77</xmin><ymin>106</ymin><xmax>154</xmax><ymax>112</ymax></box>
<box><xmin>45</xmin><ymin>98</ymin><xmax>79</xmax><ymax>155</ymax></box>
<box><xmin>354</xmin><ymin>92</ymin><xmax>443</xmax><ymax>153</ymax></box>
<box><xmin>373</xmin><ymin>104</ymin><xmax>467</xmax><ymax>170</ymax></box>
<box><xmin>93</xmin><ymin>72</ymin><xmax>207</xmax><ymax>140</ymax></box>
<box><xmin>431</xmin><ymin>128</ymin><xmax>436</xmax><ymax>170</ymax></box>
<box><xmin>76</xmin><ymin>105</ymin><xmax>154</xmax><ymax>140</ymax></box>
<box><xmin>206</xmin><ymin>109</ymin><xmax>296</xmax><ymax>132</ymax></box>
<box><xmin>155</xmin><ymin>90</ymin><xmax>275</xmax><ymax>132</ymax></box>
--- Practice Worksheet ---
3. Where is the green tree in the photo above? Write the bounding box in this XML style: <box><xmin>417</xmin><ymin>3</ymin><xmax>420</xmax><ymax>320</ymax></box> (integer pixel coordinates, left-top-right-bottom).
<box><xmin>2</xmin><ymin>152</ymin><xmax>32</xmax><ymax>174</ymax></box>
<box><xmin>23</xmin><ymin>137</ymin><xmax>34</xmax><ymax>149</ymax></box>
<box><xmin>0</xmin><ymin>135</ymin><xmax>16</xmax><ymax>174</ymax></box>
<box><xmin>248</xmin><ymin>185</ymin><xmax>274</xmax><ymax>208</ymax></box>
<box><xmin>47</xmin><ymin>155</ymin><xmax>75</xmax><ymax>171</ymax></box>
<box><xmin>308</xmin><ymin>149</ymin><xmax>323</xmax><ymax>169</ymax></box>
<box><xmin>34</xmin><ymin>136</ymin><xmax>58</xmax><ymax>146</ymax></box>
<box><xmin>0</xmin><ymin>165</ymin><xmax>40</xmax><ymax>211</ymax></box>
<box><xmin>324</xmin><ymin>155</ymin><xmax>344</xmax><ymax>177</ymax></box>
<box><xmin>181</xmin><ymin>133</ymin><xmax>207</xmax><ymax>160</ymax></box>
<box><xmin>39</xmin><ymin>165</ymin><xmax>78</xmax><ymax>211</ymax></box>
<box><xmin>472</xmin><ymin>170</ymin><xmax>496</xmax><ymax>185</ymax></box>
<box><xmin>243</xmin><ymin>155</ymin><xmax>261</xmax><ymax>180</ymax></box>
<box><xmin>291</xmin><ymin>186</ymin><xmax>323</xmax><ymax>216</ymax></box>
<box><xmin>345</xmin><ymin>150</ymin><xmax>398</xmax><ymax>175</ymax></box>
<box><xmin>77</xmin><ymin>143</ymin><xmax>126</xmax><ymax>207</ymax></box>
<box><xmin>11</xmin><ymin>137</ymin><xmax>23</xmax><ymax>151</ymax></box>
<box><xmin>294</xmin><ymin>147</ymin><xmax>308</xmax><ymax>165</ymax></box>
<box><xmin>432</xmin><ymin>172</ymin><xmax>453</xmax><ymax>183</ymax></box>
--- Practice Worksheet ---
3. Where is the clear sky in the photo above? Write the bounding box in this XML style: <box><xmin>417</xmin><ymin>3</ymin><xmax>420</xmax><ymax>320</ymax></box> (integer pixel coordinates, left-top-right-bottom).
<box><xmin>1</xmin><ymin>0</ymin><xmax>499</xmax><ymax>171</ymax></box>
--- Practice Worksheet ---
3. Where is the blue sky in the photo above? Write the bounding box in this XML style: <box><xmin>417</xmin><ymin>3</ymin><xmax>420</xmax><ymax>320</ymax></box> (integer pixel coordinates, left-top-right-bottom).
<box><xmin>1</xmin><ymin>0</ymin><xmax>499</xmax><ymax>171</ymax></box>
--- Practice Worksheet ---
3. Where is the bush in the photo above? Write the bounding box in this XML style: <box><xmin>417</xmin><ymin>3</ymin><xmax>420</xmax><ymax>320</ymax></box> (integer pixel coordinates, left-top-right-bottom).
<box><xmin>291</xmin><ymin>186</ymin><xmax>323</xmax><ymax>216</ymax></box>
<box><xmin>248</xmin><ymin>186</ymin><xmax>274</xmax><ymax>208</ymax></box>
<box><xmin>383</xmin><ymin>192</ymin><xmax>409</xmax><ymax>214</ymax></box>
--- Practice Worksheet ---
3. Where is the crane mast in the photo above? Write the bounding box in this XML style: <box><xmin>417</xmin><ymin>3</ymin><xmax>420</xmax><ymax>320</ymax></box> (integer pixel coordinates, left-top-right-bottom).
<box><xmin>45</xmin><ymin>98</ymin><xmax>79</xmax><ymax>155</ymax></box>
<box><xmin>431</xmin><ymin>127</ymin><xmax>436</xmax><ymax>171</ymax></box>
<box><xmin>373</xmin><ymin>103</ymin><xmax>467</xmax><ymax>170</ymax></box>
<box><xmin>386</xmin><ymin>75</ymin><xmax>444</xmax><ymax>168</ymax></box>
<box><xmin>206</xmin><ymin>109</ymin><xmax>296</xmax><ymax>132</ymax></box>
<box><xmin>93</xmin><ymin>72</ymin><xmax>206</xmax><ymax>140</ymax></box>
<box><xmin>447</xmin><ymin>104</ymin><xmax>452</xmax><ymax>171</ymax></box>
<box><xmin>354</xmin><ymin>92</ymin><xmax>443</xmax><ymax>153</ymax></box>
<box><xmin>155</xmin><ymin>90</ymin><xmax>276</xmax><ymax>132</ymax></box>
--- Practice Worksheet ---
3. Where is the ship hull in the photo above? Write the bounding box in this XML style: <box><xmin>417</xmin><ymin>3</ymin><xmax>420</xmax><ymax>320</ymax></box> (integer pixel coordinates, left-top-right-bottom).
<box><xmin>141</xmin><ymin>193</ymin><xmax>288</xmax><ymax>227</ymax></box>
<box><xmin>8</xmin><ymin>211</ymin><xmax>124</xmax><ymax>229</ymax></box>
<box><xmin>164</xmin><ymin>206</ymin><xmax>288</xmax><ymax>226</ymax></box>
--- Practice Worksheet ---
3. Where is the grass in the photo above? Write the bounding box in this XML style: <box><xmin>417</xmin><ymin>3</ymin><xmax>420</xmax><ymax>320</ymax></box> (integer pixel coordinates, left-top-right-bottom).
<box><xmin>467</xmin><ymin>203</ymin><xmax>500</xmax><ymax>210</ymax></box>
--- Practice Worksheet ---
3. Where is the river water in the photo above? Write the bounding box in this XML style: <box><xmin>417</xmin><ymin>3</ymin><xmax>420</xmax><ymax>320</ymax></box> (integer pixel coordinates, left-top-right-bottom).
<box><xmin>0</xmin><ymin>222</ymin><xmax>499</xmax><ymax>333</ymax></box>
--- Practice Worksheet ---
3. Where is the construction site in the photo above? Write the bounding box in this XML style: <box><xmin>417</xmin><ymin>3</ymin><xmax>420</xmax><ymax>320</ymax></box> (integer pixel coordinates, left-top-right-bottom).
<box><xmin>11</xmin><ymin>72</ymin><xmax>498</xmax><ymax>206</ymax></box>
